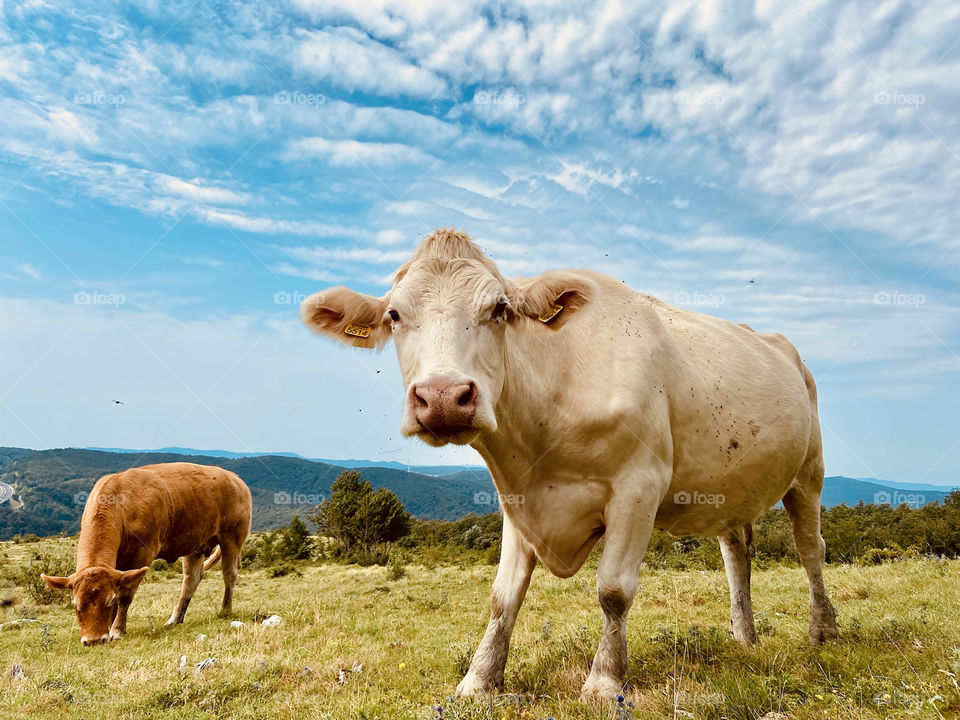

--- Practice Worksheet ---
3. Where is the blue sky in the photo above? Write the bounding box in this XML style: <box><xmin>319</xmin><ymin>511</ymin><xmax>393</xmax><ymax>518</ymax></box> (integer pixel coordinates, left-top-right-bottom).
<box><xmin>0</xmin><ymin>0</ymin><xmax>958</xmax><ymax>484</ymax></box>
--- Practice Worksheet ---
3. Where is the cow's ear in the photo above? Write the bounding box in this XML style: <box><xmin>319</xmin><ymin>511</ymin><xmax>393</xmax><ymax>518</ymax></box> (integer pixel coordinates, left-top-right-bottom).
<box><xmin>512</xmin><ymin>271</ymin><xmax>594</xmax><ymax>330</ymax></box>
<box><xmin>117</xmin><ymin>567</ymin><xmax>149</xmax><ymax>588</ymax></box>
<box><xmin>41</xmin><ymin>573</ymin><xmax>74</xmax><ymax>590</ymax></box>
<box><xmin>300</xmin><ymin>287</ymin><xmax>391</xmax><ymax>349</ymax></box>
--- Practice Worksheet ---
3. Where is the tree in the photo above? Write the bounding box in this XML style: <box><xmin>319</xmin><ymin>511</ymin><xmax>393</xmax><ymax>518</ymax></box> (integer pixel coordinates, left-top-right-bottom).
<box><xmin>277</xmin><ymin>515</ymin><xmax>313</xmax><ymax>560</ymax></box>
<box><xmin>309</xmin><ymin>471</ymin><xmax>412</xmax><ymax>554</ymax></box>
<box><xmin>362</xmin><ymin>488</ymin><xmax>412</xmax><ymax>549</ymax></box>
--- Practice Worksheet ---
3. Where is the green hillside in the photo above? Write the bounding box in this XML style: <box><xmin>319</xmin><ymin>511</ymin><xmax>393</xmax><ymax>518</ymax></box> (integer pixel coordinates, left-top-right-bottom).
<box><xmin>0</xmin><ymin>447</ymin><xmax>494</xmax><ymax>539</ymax></box>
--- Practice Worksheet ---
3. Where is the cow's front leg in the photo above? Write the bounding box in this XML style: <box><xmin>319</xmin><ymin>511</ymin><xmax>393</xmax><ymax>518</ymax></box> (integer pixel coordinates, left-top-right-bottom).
<box><xmin>581</xmin><ymin>492</ymin><xmax>659</xmax><ymax>702</ymax></box>
<box><xmin>109</xmin><ymin>594</ymin><xmax>133</xmax><ymax>641</ymax></box>
<box><xmin>456</xmin><ymin>514</ymin><xmax>536</xmax><ymax>696</ymax></box>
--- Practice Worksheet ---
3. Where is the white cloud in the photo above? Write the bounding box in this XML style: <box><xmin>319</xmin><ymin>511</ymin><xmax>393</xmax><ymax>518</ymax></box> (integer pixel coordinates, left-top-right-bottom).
<box><xmin>294</xmin><ymin>27</ymin><xmax>446</xmax><ymax>98</ymax></box>
<box><xmin>17</xmin><ymin>263</ymin><xmax>43</xmax><ymax>281</ymax></box>
<box><xmin>197</xmin><ymin>208</ymin><xmax>367</xmax><ymax>238</ymax></box>
<box><xmin>286</xmin><ymin>137</ymin><xmax>433</xmax><ymax>167</ymax></box>
<box><xmin>157</xmin><ymin>176</ymin><xmax>252</xmax><ymax>206</ymax></box>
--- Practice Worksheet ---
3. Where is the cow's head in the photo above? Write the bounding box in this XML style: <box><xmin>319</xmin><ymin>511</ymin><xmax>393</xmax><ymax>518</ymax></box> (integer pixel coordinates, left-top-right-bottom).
<box><xmin>301</xmin><ymin>229</ymin><xmax>593</xmax><ymax>446</ymax></box>
<box><xmin>42</xmin><ymin>565</ymin><xmax>148</xmax><ymax>645</ymax></box>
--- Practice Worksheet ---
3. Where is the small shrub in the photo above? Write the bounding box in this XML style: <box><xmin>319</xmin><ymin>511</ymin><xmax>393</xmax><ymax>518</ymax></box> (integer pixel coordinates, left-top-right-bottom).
<box><xmin>386</xmin><ymin>556</ymin><xmax>406</xmax><ymax>581</ymax></box>
<box><xmin>10</xmin><ymin>551</ymin><xmax>74</xmax><ymax>605</ymax></box>
<box><xmin>267</xmin><ymin>562</ymin><xmax>301</xmax><ymax>578</ymax></box>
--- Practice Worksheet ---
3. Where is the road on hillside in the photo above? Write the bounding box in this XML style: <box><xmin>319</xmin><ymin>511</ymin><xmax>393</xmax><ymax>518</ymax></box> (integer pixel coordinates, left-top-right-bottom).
<box><xmin>0</xmin><ymin>481</ymin><xmax>13</xmax><ymax>504</ymax></box>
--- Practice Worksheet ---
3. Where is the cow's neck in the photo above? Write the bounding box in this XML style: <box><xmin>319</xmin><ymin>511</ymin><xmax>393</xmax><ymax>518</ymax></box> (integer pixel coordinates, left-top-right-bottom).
<box><xmin>475</xmin><ymin>327</ymin><xmax>583</xmax><ymax>496</ymax></box>
<box><xmin>76</xmin><ymin>506</ymin><xmax>123</xmax><ymax>570</ymax></box>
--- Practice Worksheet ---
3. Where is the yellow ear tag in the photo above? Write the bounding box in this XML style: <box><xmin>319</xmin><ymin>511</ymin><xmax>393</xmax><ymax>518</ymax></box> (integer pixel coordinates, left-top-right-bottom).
<box><xmin>344</xmin><ymin>323</ymin><xmax>372</xmax><ymax>338</ymax></box>
<box><xmin>538</xmin><ymin>303</ymin><xmax>564</xmax><ymax>323</ymax></box>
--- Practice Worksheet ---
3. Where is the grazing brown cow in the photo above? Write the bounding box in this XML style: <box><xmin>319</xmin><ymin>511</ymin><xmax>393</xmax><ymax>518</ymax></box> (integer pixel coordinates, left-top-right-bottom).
<box><xmin>42</xmin><ymin>462</ymin><xmax>251</xmax><ymax>645</ymax></box>
<box><xmin>301</xmin><ymin>228</ymin><xmax>837</xmax><ymax>700</ymax></box>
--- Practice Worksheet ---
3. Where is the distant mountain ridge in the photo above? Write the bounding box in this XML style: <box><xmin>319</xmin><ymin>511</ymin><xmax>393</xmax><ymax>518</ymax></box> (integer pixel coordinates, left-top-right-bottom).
<box><xmin>0</xmin><ymin>447</ymin><xmax>954</xmax><ymax>540</ymax></box>
<box><xmin>822</xmin><ymin>476</ymin><xmax>952</xmax><ymax>506</ymax></box>
<box><xmin>83</xmin><ymin>446</ymin><xmax>484</xmax><ymax>476</ymax></box>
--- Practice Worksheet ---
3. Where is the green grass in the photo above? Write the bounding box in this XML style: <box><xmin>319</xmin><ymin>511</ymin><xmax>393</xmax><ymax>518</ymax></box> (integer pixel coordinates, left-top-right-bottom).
<box><xmin>3</xmin><ymin>539</ymin><xmax>960</xmax><ymax>719</ymax></box>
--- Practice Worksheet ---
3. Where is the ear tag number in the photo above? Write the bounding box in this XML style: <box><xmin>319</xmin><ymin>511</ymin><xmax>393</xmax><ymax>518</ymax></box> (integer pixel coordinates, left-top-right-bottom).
<box><xmin>344</xmin><ymin>323</ymin><xmax>372</xmax><ymax>338</ymax></box>
<box><xmin>538</xmin><ymin>303</ymin><xmax>564</xmax><ymax>323</ymax></box>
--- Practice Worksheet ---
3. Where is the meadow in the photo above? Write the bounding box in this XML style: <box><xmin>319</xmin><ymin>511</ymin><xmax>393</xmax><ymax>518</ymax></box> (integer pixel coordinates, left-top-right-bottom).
<box><xmin>3</xmin><ymin>537</ymin><xmax>960</xmax><ymax>720</ymax></box>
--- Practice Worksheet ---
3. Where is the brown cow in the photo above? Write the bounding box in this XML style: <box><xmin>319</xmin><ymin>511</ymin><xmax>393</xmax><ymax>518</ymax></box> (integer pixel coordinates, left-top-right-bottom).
<box><xmin>42</xmin><ymin>462</ymin><xmax>252</xmax><ymax>645</ymax></box>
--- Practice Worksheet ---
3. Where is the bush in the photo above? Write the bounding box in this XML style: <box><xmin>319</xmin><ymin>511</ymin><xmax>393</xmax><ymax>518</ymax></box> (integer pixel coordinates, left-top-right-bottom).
<box><xmin>242</xmin><ymin>516</ymin><xmax>317</xmax><ymax>569</ymax></box>
<box><xmin>9</xmin><ymin>550</ymin><xmax>74</xmax><ymax>605</ymax></box>
<box><xmin>386</xmin><ymin>555</ymin><xmax>406</xmax><ymax>580</ymax></box>
<box><xmin>267</xmin><ymin>562</ymin><xmax>301</xmax><ymax>578</ymax></box>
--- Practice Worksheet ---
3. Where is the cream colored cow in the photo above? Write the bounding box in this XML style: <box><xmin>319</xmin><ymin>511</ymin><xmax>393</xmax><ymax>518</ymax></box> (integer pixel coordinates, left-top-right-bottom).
<box><xmin>301</xmin><ymin>229</ymin><xmax>837</xmax><ymax>701</ymax></box>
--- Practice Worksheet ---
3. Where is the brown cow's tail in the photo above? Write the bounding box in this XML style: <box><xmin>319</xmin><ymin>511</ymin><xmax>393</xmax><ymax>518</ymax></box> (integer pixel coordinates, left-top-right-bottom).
<box><xmin>203</xmin><ymin>546</ymin><xmax>222</xmax><ymax>572</ymax></box>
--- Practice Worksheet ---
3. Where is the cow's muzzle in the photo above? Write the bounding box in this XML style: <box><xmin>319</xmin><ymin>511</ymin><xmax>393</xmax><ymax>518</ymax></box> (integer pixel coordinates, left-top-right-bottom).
<box><xmin>81</xmin><ymin>633</ymin><xmax>111</xmax><ymax>646</ymax></box>
<box><xmin>409</xmin><ymin>378</ymin><xmax>479</xmax><ymax>443</ymax></box>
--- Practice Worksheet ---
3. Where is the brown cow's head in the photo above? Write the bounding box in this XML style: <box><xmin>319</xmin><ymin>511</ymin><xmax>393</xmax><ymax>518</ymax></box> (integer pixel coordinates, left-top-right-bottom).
<box><xmin>301</xmin><ymin>229</ymin><xmax>593</xmax><ymax>447</ymax></box>
<box><xmin>42</xmin><ymin>566</ymin><xmax>148</xmax><ymax>645</ymax></box>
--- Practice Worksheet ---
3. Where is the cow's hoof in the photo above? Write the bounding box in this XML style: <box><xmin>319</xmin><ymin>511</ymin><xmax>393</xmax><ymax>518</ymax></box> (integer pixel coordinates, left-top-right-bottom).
<box><xmin>455</xmin><ymin>671</ymin><xmax>493</xmax><ymax>697</ymax></box>
<box><xmin>163</xmin><ymin>617</ymin><xmax>179</xmax><ymax>627</ymax></box>
<box><xmin>809</xmin><ymin>623</ymin><xmax>839</xmax><ymax>644</ymax></box>
<box><xmin>580</xmin><ymin>675</ymin><xmax>623</xmax><ymax>703</ymax></box>
<box><xmin>108</xmin><ymin>630</ymin><xmax>124</xmax><ymax>641</ymax></box>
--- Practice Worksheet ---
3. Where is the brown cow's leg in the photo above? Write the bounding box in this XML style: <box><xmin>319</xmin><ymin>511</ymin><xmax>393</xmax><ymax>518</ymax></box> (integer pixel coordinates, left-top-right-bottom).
<box><xmin>718</xmin><ymin>523</ymin><xmax>758</xmax><ymax>646</ymax></box>
<box><xmin>165</xmin><ymin>553</ymin><xmax>205</xmax><ymax>626</ymax></box>
<box><xmin>581</xmin><ymin>492</ymin><xmax>659</xmax><ymax>702</ymax></box>
<box><xmin>456</xmin><ymin>514</ymin><xmax>536</xmax><ymax>696</ymax></box>
<box><xmin>218</xmin><ymin>540</ymin><xmax>241</xmax><ymax>613</ymax></box>
<box><xmin>109</xmin><ymin>586</ymin><xmax>139</xmax><ymax>641</ymax></box>
<box><xmin>109</xmin><ymin>556</ymin><xmax>150</xmax><ymax>641</ymax></box>
<box><xmin>783</xmin><ymin>465</ymin><xmax>838</xmax><ymax>644</ymax></box>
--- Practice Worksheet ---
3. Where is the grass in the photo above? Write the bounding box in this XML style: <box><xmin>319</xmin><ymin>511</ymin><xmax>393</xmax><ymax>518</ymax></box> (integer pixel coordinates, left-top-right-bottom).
<box><xmin>2</xmin><ymin>538</ymin><xmax>960</xmax><ymax>719</ymax></box>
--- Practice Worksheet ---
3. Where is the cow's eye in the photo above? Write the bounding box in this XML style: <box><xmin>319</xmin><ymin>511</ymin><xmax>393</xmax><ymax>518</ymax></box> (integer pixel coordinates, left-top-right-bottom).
<box><xmin>492</xmin><ymin>299</ymin><xmax>508</xmax><ymax>321</ymax></box>
<box><xmin>388</xmin><ymin>309</ymin><xmax>400</xmax><ymax>322</ymax></box>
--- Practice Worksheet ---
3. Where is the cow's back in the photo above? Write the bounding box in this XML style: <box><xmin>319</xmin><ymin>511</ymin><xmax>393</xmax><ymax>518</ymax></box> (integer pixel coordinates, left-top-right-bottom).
<box><xmin>105</xmin><ymin>463</ymin><xmax>251</xmax><ymax>566</ymax></box>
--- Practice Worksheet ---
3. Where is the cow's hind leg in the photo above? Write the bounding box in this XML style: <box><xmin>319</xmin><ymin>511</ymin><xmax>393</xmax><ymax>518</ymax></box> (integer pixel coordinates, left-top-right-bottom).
<box><xmin>165</xmin><ymin>553</ymin><xmax>205</xmax><ymax>625</ymax></box>
<box><xmin>783</xmin><ymin>466</ymin><xmax>838</xmax><ymax>643</ymax></box>
<box><xmin>218</xmin><ymin>539</ymin><xmax>242</xmax><ymax>613</ymax></box>
<box><xmin>581</xmin><ymin>491</ymin><xmax>659</xmax><ymax>702</ymax></box>
<box><xmin>718</xmin><ymin>523</ymin><xmax>758</xmax><ymax>645</ymax></box>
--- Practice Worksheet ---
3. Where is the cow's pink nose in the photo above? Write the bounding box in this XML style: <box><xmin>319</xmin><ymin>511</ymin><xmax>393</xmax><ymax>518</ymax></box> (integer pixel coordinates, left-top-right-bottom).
<box><xmin>412</xmin><ymin>381</ymin><xmax>478</xmax><ymax>433</ymax></box>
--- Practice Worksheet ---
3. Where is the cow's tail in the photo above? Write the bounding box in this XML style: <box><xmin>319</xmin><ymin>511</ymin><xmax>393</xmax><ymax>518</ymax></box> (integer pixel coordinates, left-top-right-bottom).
<box><xmin>203</xmin><ymin>546</ymin><xmax>222</xmax><ymax>572</ymax></box>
